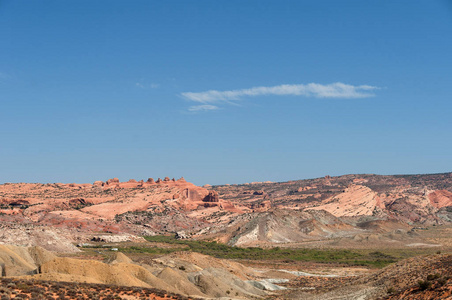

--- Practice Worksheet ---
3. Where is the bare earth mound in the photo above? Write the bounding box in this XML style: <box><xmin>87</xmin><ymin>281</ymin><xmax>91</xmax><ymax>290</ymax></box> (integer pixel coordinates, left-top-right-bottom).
<box><xmin>0</xmin><ymin>245</ymin><xmax>272</xmax><ymax>299</ymax></box>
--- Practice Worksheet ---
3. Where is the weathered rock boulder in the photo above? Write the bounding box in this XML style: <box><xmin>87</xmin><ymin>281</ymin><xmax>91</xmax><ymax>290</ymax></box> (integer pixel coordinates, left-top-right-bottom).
<box><xmin>175</xmin><ymin>231</ymin><xmax>189</xmax><ymax>239</ymax></box>
<box><xmin>203</xmin><ymin>191</ymin><xmax>219</xmax><ymax>203</ymax></box>
<box><xmin>106</xmin><ymin>178</ymin><xmax>120</xmax><ymax>185</ymax></box>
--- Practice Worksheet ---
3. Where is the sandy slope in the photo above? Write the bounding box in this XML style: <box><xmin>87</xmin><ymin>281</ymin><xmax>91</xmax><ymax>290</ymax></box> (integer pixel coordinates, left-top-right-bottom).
<box><xmin>0</xmin><ymin>245</ymin><xmax>271</xmax><ymax>299</ymax></box>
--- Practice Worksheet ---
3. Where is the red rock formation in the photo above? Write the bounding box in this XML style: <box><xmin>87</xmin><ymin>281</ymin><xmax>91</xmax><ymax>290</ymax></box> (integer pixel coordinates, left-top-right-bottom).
<box><xmin>429</xmin><ymin>190</ymin><xmax>452</xmax><ymax>208</ymax></box>
<box><xmin>323</xmin><ymin>175</ymin><xmax>332</xmax><ymax>185</ymax></box>
<box><xmin>106</xmin><ymin>178</ymin><xmax>119</xmax><ymax>185</ymax></box>
<box><xmin>183</xmin><ymin>188</ymin><xmax>204</xmax><ymax>202</ymax></box>
<box><xmin>147</xmin><ymin>178</ymin><xmax>155</xmax><ymax>184</ymax></box>
<box><xmin>5</xmin><ymin>199</ymin><xmax>30</xmax><ymax>207</ymax></box>
<box><xmin>220</xmin><ymin>200</ymin><xmax>240</xmax><ymax>212</ymax></box>
<box><xmin>353</xmin><ymin>178</ymin><xmax>368</xmax><ymax>183</ymax></box>
<box><xmin>253</xmin><ymin>190</ymin><xmax>265</xmax><ymax>196</ymax></box>
<box><xmin>251</xmin><ymin>200</ymin><xmax>271</xmax><ymax>211</ymax></box>
<box><xmin>297</xmin><ymin>186</ymin><xmax>316</xmax><ymax>192</ymax></box>
<box><xmin>310</xmin><ymin>184</ymin><xmax>381</xmax><ymax>217</ymax></box>
<box><xmin>164</xmin><ymin>177</ymin><xmax>171</xmax><ymax>182</ymax></box>
<box><xmin>203</xmin><ymin>191</ymin><xmax>219</xmax><ymax>202</ymax></box>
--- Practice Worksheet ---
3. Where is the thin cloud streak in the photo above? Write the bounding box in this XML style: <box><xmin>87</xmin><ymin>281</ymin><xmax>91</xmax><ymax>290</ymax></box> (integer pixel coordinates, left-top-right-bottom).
<box><xmin>188</xmin><ymin>104</ymin><xmax>219</xmax><ymax>112</ymax></box>
<box><xmin>182</xmin><ymin>82</ymin><xmax>379</xmax><ymax>105</ymax></box>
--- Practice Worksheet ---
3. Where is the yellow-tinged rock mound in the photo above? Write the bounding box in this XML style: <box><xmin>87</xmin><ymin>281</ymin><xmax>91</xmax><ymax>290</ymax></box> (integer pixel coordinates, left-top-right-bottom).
<box><xmin>27</xmin><ymin>246</ymin><xmax>57</xmax><ymax>266</ymax></box>
<box><xmin>39</xmin><ymin>257</ymin><xmax>179</xmax><ymax>292</ymax></box>
<box><xmin>156</xmin><ymin>267</ymin><xmax>207</xmax><ymax>297</ymax></box>
<box><xmin>109</xmin><ymin>252</ymin><xmax>133</xmax><ymax>264</ymax></box>
<box><xmin>1</xmin><ymin>247</ymin><xmax>270</xmax><ymax>299</ymax></box>
<box><xmin>188</xmin><ymin>267</ymin><xmax>267</xmax><ymax>298</ymax></box>
<box><xmin>155</xmin><ymin>251</ymin><xmax>256</xmax><ymax>280</ymax></box>
<box><xmin>0</xmin><ymin>245</ymin><xmax>55</xmax><ymax>276</ymax></box>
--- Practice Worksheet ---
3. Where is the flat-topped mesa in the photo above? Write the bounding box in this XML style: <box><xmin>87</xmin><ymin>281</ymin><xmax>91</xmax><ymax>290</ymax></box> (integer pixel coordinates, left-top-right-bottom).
<box><xmin>128</xmin><ymin>179</ymin><xmax>137</xmax><ymax>183</ymax></box>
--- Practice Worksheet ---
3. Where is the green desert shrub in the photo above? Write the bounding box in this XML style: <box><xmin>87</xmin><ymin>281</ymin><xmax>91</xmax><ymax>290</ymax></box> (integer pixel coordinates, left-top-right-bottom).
<box><xmin>418</xmin><ymin>280</ymin><xmax>431</xmax><ymax>290</ymax></box>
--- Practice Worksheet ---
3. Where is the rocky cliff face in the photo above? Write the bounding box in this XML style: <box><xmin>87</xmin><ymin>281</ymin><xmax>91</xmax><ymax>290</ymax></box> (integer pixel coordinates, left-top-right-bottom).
<box><xmin>213</xmin><ymin>172</ymin><xmax>452</xmax><ymax>225</ymax></box>
<box><xmin>0</xmin><ymin>177</ymin><xmax>228</xmax><ymax>239</ymax></box>
<box><xmin>203</xmin><ymin>191</ymin><xmax>219</xmax><ymax>202</ymax></box>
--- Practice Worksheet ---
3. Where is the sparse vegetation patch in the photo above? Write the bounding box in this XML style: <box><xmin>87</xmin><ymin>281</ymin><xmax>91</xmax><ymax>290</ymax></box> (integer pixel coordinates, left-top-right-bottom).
<box><xmin>138</xmin><ymin>235</ymin><xmax>396</xmax><ymax>267</ymax></box>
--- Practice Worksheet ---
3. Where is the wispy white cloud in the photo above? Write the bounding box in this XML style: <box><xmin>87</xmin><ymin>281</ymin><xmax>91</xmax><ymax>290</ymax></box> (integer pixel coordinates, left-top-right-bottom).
<box><xmin>181</xmin><ymin>83</ymin><xmax>379</xmax><ymax>106</ymax></box>
<box><xmin>188</xmin><ymin>104</ymin><xmax>219</xmax><ymax>112</ymax></box>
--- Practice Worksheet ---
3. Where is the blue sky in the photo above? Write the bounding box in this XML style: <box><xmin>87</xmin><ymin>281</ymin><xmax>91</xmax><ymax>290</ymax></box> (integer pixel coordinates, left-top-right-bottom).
<box><xmin>1</xmin><ymin>1</ymin><xmax>451</xmax><ymax>185</ymax></box>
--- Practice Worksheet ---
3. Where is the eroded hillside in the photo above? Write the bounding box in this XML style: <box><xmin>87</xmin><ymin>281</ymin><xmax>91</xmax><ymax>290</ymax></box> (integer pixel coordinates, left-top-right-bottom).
<box><xmin>0</xmin><ymin>173</ymin><xmax>451</xmax><ymax>250</ymax></box>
